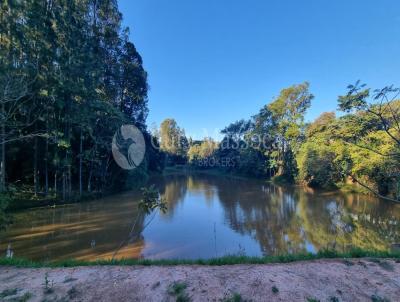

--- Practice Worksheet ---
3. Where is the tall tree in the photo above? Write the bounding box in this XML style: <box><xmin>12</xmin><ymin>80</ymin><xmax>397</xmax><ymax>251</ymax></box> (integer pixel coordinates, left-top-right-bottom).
<box><xmin>159</xmin><ymin>118</ymin><xmax>188</xmax><ymax>164</ymax></box>
<box><xmin>265</xmin><ymin>82</ymin><xmax>313</xmax><ymax>180</ymax></box>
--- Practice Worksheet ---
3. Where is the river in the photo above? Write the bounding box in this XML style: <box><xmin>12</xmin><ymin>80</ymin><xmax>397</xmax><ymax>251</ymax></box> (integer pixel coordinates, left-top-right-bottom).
<box><xmin>1</xmin><ymin>172</ymin><xmax>399</xmax><ymax>261</ymax></box>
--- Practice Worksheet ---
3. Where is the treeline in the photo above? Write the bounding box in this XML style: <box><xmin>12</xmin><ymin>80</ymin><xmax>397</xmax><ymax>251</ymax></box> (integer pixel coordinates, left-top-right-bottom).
<box><xmin>0</xmin><ymin>0</ymin><xmax>163</xmax><ymax>201</ymax></box>
<box><xmin>157</xmin><ymin>82</ymin><xmax>400</xmax><ymax>201</ymax></box>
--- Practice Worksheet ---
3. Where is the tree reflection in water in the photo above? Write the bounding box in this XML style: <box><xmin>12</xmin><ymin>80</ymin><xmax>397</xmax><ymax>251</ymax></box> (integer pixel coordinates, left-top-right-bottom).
<box><xmin>1</xmin><ymin>172</ymin><xmax>399</xmax><ymax>261</ymax></box>
<box><xmin>157</xmin><ymin>173</ymin><xmax>400</xmax><ymax>255</ymax></box>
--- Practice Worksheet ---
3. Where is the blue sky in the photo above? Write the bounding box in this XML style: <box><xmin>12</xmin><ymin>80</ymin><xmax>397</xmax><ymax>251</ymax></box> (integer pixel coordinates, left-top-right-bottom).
<box><xmin>119</xmin><ymin>0</ymin><xmax>400</xmax><ymax>139</ymax></box>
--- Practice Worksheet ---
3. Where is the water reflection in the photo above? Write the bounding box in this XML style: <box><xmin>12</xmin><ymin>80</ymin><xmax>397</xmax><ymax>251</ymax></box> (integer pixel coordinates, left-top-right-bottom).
<box><xmin>1</xmin><ymin>172</ymin><xmax>399</xmax><ymax>261</ymax></box>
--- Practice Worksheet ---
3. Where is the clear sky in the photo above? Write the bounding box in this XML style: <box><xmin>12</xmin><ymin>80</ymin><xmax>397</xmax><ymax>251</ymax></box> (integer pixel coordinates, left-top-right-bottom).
<box><xmin>119</xmin><ymin>0</ymin><xmax>400</xmax><ymax>139</ymax></box>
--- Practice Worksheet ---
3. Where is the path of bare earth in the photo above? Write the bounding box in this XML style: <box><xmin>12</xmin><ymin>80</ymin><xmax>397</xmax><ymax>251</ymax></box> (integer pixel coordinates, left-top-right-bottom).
<box><xmin>1</xmin><ymin>259</ymin><xmax>399</xmax><ymax>301</ymax></box>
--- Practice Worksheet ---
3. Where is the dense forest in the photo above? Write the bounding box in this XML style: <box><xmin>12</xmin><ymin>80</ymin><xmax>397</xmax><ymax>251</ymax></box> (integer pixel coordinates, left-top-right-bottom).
<box><xmin>0</xmin><ymin>0</ymin><xmax>164</xmax><ymax>211</ymax></box>
<box><xmin>158</xmin><ymin>82</ymin><xmax>400</xmax><ymax>202</ymax></box>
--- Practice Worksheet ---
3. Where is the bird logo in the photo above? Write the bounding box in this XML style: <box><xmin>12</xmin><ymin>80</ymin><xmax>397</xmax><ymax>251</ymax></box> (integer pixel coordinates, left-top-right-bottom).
<box><xmin>112</xmin><ymin>125</ymin><xmax>145</xmax><ymax>170</ymax></box>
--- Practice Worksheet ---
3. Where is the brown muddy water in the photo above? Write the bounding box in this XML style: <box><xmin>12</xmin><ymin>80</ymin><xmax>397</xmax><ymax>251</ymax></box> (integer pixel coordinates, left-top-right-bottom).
<box><xmin>1</xmin><ymin>172</ymin><xmax>399</xmax><ymax>261</ymax></box>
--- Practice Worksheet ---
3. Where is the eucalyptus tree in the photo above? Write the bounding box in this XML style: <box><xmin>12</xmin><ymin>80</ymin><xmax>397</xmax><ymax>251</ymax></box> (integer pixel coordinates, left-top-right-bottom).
<box><xmin>0</xmin><ymin>0</ymin><xmax>157</xmax><ymax>201</ymax></box>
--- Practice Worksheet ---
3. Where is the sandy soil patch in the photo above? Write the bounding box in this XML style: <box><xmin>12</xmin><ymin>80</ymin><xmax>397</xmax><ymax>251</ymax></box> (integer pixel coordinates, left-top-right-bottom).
<box><xmin>0</xmin><ymin>259</ymin><xmax>399</xmax><ymax>301</ymax></box>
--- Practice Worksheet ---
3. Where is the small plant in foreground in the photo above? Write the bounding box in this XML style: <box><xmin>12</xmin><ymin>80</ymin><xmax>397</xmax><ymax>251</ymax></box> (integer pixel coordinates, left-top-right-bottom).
<box><xmin>168</xmin><ymin>281</ymin><xmax>190</xmax><ymax>302</ymax></box>
<box><xmin>272</xmin><ymin>286</ymin><xmax>279</xmax><ymax>294</ymax></box>
<box><xmin>307</xmin><ymin>298</ymin><xmax>320</xmax><ymax>302</ymax></box>
<box><xmin>112</xmin><ymin>185</ymin><xmax>167</xmax><ymax>259</ymax></box>
<box><xmin>329</xmin><ymin>296</ymin><xmax>340</xmax><ymax>302</ymax></box>
<box><xmin>43</xmin><ymin>272</ymin><xmax>54</xmax><ymax>294</ymax></box>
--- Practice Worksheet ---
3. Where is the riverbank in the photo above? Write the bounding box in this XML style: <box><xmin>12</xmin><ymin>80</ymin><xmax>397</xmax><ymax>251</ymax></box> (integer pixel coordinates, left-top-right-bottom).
<box><xmin>2</xmin><ymin>167</ymin><xmax>375</xmax><ymax>213</ymax></box>
<box><xmin>1</xmin><ymin>258</ymin><xmax>399</xmax><ymax>302</ymax></box>
<box><xmin>166</xmin><ymin>165</ymin><xmax>372</xmax><ymax>195</ymax></box>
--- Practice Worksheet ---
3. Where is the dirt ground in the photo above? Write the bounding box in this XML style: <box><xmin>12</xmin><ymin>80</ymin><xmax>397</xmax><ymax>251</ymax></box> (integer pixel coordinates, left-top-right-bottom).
<box><xmin>0</xmin><ymin>259</ymin><xmax>399</xmax><ymax>302</ymax></box>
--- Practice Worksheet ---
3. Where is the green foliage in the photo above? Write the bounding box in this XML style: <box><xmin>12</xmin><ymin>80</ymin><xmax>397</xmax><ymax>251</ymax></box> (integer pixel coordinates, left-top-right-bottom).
<box><xmin>188</xmin><ymin>138</ymin><xmax>219</xmax><ymax>166</ymax></box>
<box><xmin>211</xmin><ymin>81</ymin><xmax>399</xmax><ymax>200</ymax></box>
<box><xmin>297</xmin><ymin>83</ymin><xmax>400</xmax><ymax>198</ymax></box>
<box><xmin>266</xmin><ymin>82</ymin><xmax>313</xmax><ymax>179</ymax></box>
<box><xmin>297</xmin><ymin>141</ymin><xmax>339</xmax><ymax>188</ymax></box>
<box><xmin>210</xmin><ymin>83</ymin><xmax>312</xmax><ymax>180</ymax></box>
<box><xmin>139</xmin><ymin>185</ymin><xmax>167</xmax><ymax>214</ymax></box>
<box><xmin>338</xmin><ymin>82</ymin><xmax>370</xmax><ymax>112</ymax></box>
<box><xmin>0</xmin><ymin>0</ymin><xmax>163</xmax><ymax>200</ymax></box>
<box><xmin>267</xmin><ymin>82</ymin><xmax>313</xmax><ymax>148</ymax></box>
<box><xmin>159</xmin><ymin>119</ymin><xmax>188</xmax><ymax>165</ymax></box>
<box><xmin>168</xmin><ymin>282</ymin><xmax>191</xmax><ymax>302</ymax></box>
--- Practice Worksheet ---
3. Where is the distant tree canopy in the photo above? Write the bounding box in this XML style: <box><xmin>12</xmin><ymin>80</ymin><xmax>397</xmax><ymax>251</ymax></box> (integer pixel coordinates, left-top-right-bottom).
<box><xmin>159</xmin><ymin>118</ymin><xmax>188</xmax><ymax>165</ymax></box>
<box><xmin>187</xmin><ymin>138</ymin><xmax>218</xmax><ymax>166</ymax></box>
<box><xmin>0</xmin><ymin>0</ymin><xmax>163</xmax><ymax>201</ymax></box>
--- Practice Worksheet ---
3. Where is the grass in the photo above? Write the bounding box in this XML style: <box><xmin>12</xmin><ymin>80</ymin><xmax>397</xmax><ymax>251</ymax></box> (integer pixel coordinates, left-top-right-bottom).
<box><xmin>1</xmin><ymin>248</ymin><xmax>399</xmax><ymax>268</ymax></box>
<box><xmin>271</xmin><ymin>286</ymin><xmax>279</xmax><ymax>294</ymax></box>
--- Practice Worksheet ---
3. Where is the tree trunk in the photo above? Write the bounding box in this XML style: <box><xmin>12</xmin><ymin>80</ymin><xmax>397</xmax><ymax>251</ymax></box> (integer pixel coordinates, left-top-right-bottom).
<box><xmin>44</xmin><ymin>136</ymin><xmax>49</xmax><ymax>196</ymax></box>
<box><xmin>44</xmin><ymin>113</ymin><xmax>49</xmax><ymax>196</ymax></box>
<box><xmin>79</xmin><ymin>127</ymin><xmax>83</xmax><ymax>197</ymax></box>
<box><xmin>62</xmin><ymin>171</ymin><xmax>66</xmax><ymax>201</ymax></box>
<box><xmin>33</xmin><ymin>136</ymin><xmax>38</xmax><ymax>196</ymax></box>
<box><xmin>87</xmin><ymin>145</ymin><xmax>96</xmax><ymax>193</ymax></box>
<box><xmin>68</xmin><ymin>164</ymin><xmax>72</xmax><ymax>197</ymax></box>
<box><xmin>0</xmin><ymin>102</ymin><xmax>5</xmax><ymax>192</ymax></box>
<box><xmin>0</xmin><ymin>140</ymin><xmax>5</xmax><ymax>193</ymax></box>
<box><xmin>54</xmin><ymin>172</ymin><xmax>57</xmax><ymax>198</ymax></box>
<box><xmin>87</xmin><ymin>168</ymin><xmax>92</xmax><ymax>193</ymax></box>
